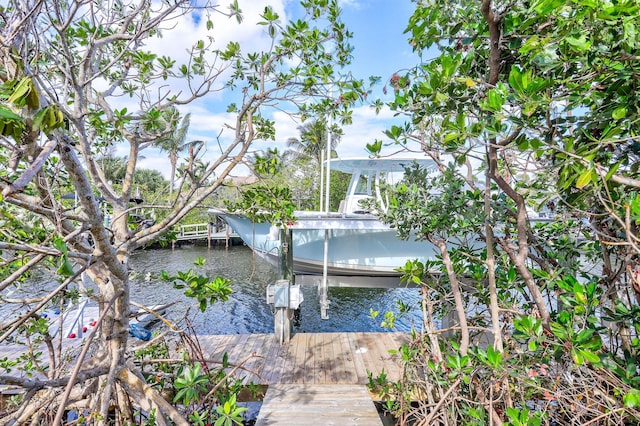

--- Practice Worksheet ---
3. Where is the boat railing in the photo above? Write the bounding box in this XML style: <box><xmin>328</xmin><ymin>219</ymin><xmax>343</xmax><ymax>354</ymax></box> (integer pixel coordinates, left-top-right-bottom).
<box><xmin>50</xmin><ymin>298</ymin><xmax>90</xmax><ymax>339</ymax></box>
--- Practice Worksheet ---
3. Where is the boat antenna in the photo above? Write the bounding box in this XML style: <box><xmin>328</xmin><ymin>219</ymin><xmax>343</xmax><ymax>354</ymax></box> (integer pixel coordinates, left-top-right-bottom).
<box><xmin>319</xmin><ymin>149</ymin><xmax>324</xmax><ymax>212</ymax></box>
<box><xmin>324</xmin><ymin>86</ymin><xmax>332</xmax><ymax>214</ymax></box>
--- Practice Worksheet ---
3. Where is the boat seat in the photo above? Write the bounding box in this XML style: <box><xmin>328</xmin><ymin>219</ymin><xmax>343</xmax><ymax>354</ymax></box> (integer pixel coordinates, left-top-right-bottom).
<box><xmin>351</xmin><ymin>196</ymin><xmax>376</xmax><ymax>214</ymax></box>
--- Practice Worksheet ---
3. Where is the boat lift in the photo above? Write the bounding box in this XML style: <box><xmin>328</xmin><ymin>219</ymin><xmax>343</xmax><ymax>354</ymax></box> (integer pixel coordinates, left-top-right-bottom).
<box><xmin>266</xmin><ymin>119</ymin><xmax>334</xmax><ymax>342</ymax></box>
<box><xmin>266</xmin><ymin>228</ymin><xmax>304</xmax><ymax>343</ymax></box>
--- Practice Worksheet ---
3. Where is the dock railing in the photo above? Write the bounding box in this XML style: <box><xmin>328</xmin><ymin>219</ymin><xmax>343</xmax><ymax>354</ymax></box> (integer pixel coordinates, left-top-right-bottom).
<box><xmin>175</xmin><ymin>223</ymin><xmax>211</xmax><ymax>240</ymax></box>
<box><xmin>174</xmin><ymin>222</ymin><xmax>239</xmax><ymax>248</ymax></box>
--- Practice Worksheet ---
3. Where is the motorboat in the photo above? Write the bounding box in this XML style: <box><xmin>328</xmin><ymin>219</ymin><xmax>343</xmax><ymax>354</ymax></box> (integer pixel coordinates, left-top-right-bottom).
<box><xmin>212</xmin><ymin>156</ymin><xmax>562</xmax><ymax>320</ymax></box>
<box><xmin>45</xmin><ymin>299</ymin><xmax>173</xmax><ymax>341</ymax></box>
<box><xmin>211</xmin><ymin>157</ymin><xmax>442</xmax><ymax>278</ymax></box>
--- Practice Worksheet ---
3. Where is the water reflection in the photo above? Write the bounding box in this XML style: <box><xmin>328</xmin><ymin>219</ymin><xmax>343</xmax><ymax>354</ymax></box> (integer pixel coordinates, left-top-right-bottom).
<box><xmin>129</xmin><ymin>245</ymin><xmax>423</xmax><ymax>335</ymax></box>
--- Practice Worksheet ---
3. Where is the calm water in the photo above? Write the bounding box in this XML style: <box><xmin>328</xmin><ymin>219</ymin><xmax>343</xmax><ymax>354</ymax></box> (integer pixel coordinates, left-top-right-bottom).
<box><xmin>128</xmin><ymin>245</ymin><xmax>423</xmax><ymax>334</ymax></box>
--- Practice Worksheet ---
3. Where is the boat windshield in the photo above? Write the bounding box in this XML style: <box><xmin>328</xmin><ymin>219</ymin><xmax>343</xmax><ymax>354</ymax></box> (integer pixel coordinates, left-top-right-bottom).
<box><xmin>354</xmin><ymin>174</ymin><xmax>370</xmax><ymax>195</ymax></box>
<box><xmin>328</xmin><ymin>157</ymin><xmax>437</xmax><ymax>215</ymax></box>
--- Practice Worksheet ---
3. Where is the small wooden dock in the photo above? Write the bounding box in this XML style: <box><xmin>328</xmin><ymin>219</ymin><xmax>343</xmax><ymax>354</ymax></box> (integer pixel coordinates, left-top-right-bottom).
<box><xmin>174</xmin><ymin>222</ymin><xmax>241</xmax><ymax>246</ymax></box>
<box><xmin>1</xmin><ymin>332</ymin><xmax>409</xmax><ymax>425</ymax></box>
<box><xmin>197</xmin><ymin>332</ymin><xmax>408</xmax><ymax>426</ymax></box>
<box><xmin>197</xmin><ymin>332</ymin><xmax>409</xmax><ymax>385</ymax></box>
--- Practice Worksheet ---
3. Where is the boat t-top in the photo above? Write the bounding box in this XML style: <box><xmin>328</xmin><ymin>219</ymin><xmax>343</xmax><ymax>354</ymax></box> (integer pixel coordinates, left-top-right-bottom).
<box><xmin>211</xmin><ymin>157</ymin><xmax>441</xmax><ymax>278</ymax></box>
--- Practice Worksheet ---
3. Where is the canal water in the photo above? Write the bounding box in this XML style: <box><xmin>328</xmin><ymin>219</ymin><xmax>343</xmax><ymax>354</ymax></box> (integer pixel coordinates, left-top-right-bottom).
<box><xmin>129</xmin><ymin>245</ymin><xmax>423</xmax><ymax>334</ymax></box>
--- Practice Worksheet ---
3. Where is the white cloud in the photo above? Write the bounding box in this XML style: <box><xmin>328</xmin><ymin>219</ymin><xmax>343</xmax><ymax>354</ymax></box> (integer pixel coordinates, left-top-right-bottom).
<box><xmin>337</xmin><ymin>105</ymin><xmax>410</xmax><ymax>158</ymax></box>
<box><xmin>114</xmin><ymin>1</ymin><xmax>420</xmax><ymax>179</ymax></box>
<box><xmin>338</xmin><ymin>0</ymin><xmax>362</xmax><ymax>8</ymax></box>
<box><xmin>141</xmin><ymin>0</ymin><xmax>290</xmax><ymax>103</ymax></box>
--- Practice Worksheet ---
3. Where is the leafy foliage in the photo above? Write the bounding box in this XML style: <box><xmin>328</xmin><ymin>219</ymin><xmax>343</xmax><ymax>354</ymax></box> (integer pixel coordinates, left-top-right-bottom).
<box><xmin>366</xmin><ymin>0</ymin><xmax>640</xmax><ymax>424</ymax></box>
<box><xmin>161</xmin><ymin>258</ymin><xmax>232</xmax><ymax>313</ymax></box>
<box><xmin>0</xmin><ymin>0</ymin><xmax>366</xmax><ymax>423</ymax></box>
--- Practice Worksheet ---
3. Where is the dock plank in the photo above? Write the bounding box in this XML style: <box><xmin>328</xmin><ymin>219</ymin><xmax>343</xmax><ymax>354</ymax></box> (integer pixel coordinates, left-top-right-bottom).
<box><xmin>368</xmin><ymin>332</ymin><xmax>397</xmax><ymax>380</ymax></box>
<box><xmin>255</xmin><ymin>384</ymin><xmax>382</xmax><ymax>426</ymax></box>
<box><xmin>311</xmin><ymin>332</ymin><xmax>326</xmax><ymax>384</ymax></box>
<box><xmin>241</xmin><ymin>333</ymin><xmax>266</xmax><ymax>384</ymax></box>
<box><xmin>347</xmin><ymin>333</ymin><xmax>373</xmax><ymax>384</ymax></box>
<box><xmin>2</xmin><ymin>332</ymin><xmax>409</xmax><ymax>387</ymax></box>
<box><xmin>293</xmin><ymin>332</ymin><xmax>309</xmax><ymax>383</ymax></box>
<box><xmin>224</xmin><ymin>334</ymin><xmax>251</xmax><ymax>380</ymax></box>
<box><xmin>279</xmin><ymin>333</ymin><xmax>299</xmax><ymax>383</ymax></box>
<box><xmin>206</xmin><ymin>334</ymin><xmax>235</xmax><ymax>367</ymax></box>
<box><xmin>253</xmin><ymin>333</ymin><xmax>276</xmax><ymax>383</ymax></box>
<box><xmin>323</xmin><ymin>332</ymin><xmax>337</xmax><ymax>383</ymax></box>
<box><xmin>337</xmin><ymin>332</ymin><xmax>359</xmax><ymax>384</ymax></box>
<box><xmin>258</xmin><ymin>334</ymin><xmax>282</xmax><ymax>384</ymax></box>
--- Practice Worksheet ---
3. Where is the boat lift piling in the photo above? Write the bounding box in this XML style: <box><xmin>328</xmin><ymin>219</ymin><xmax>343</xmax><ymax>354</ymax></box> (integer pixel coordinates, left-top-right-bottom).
<box><xmin>267</xmin><ymin>228</ymin><xmax>303</xmax><ymax>343</ymax></box>
<box><xmin>320</xmin><ymin>112</ymin><xmax>332</xmax><ymax>320</ymax></box>
<box><xmin>320</xmin><ymin>229</ymin><xmax>330</xmax><ymax>319</ymax></box>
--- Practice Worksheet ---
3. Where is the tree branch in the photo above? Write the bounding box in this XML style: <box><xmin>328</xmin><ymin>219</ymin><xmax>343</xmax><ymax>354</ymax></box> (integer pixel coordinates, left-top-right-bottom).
<box><xmin>2</xmin><ymin>136</ymin><xmax>57</xmax><ymax>197</ymax></box>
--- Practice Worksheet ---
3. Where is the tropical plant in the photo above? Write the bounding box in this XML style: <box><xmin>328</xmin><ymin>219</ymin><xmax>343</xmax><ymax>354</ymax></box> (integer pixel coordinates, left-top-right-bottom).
<box><xmin>284</xmin><ymin>119</ymin><xmax>342</xmax><ymax>165</ymax></box>
<box><xmin>0</xmin><ymin>0</ymin><xmax>366</xmax><ymax>423</ymax></box>
<box><xmin>155</xmin><ymin>108</ymin><xmax>204</xmax><ymax>196</ymax></box>
<box><xmin>366</xmin><ymin>0</ymin><xmax>640</xmax><ymax>424</ymax></box>
<box><xmin>283</xmin><ymin>119</ymin><xmax>349</xmax><ymax>211</ymax></box>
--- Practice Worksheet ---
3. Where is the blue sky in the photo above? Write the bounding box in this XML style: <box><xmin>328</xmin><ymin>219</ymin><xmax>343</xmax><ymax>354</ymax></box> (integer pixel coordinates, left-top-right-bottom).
<box><xmin>338</xmin><ymin>0</ymin><xmax>417</xmax><ymax>84</ymax></box>
<box><xmin>135</xmin><ymin>0</ymin><xmax>424</xmax><ymax>178</ymax></box>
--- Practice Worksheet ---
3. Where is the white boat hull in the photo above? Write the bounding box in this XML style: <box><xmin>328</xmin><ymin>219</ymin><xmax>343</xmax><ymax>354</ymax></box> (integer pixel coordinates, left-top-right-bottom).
<box><xmin>217</xmin><ymin>211</ymin><xmax>440</xmax><ymax>277</ymax></box>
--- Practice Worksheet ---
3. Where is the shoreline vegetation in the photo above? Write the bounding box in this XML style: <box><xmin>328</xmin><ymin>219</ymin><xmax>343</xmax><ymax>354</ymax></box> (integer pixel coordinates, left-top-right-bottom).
<box><xmin>1</xmin><ymin>0</ymin><xmax>639</xmax><ymax>424</ymax></box>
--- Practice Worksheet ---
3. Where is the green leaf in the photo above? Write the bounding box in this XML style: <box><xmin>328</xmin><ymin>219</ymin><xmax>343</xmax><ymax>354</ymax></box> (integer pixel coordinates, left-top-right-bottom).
<box><xmin>508</xmin><ymin>66</ymin><xmax>524</xmax><ymax>94</ymax></box>
<box><xmin>7</xmin><ymin>77</ymin><xmax>32</xmax><ymax>105</ymax></box>
<box><xmin>57</xmin><ymin>258</ymin><xmax>75</xmax><ymax>276</ymax></box>
<box><xmin>611</xmin><ymin>106</ymin><xmax>627</xmax><ymax>120</ymax></box>
<box><xmin>485</xmin><ymin>88</ymin><xmax>504</xmax><ymax>112</ymax></box>
<box><xmin>486</xmin><ymin>344</ymin><xmax>503</xmax><ymax>369</ymax></box>
<box><xmin>624</xmin><ymin>389</ymin><xmax>640</xmax><ymax>407</ymax></box>
<box><xmin>575</xmin><ymin>168</ymin><xmax>594</xmax><ymax>189</ymax></box>
<box><xmin>578</xmin><ymin>348</ymin><xmax>600</xmax><ymax>363</ymax></box>
<box><xmin>0</xmin><ymin>105</ymin><xmax>22</xmax><ymax>120</ymax></box>
<box><xmin>571</xmin><ymin>348</ymin><xmax>584</xmax><ymax>365</ymax></box>
<box><xmin>365</xmin><ymin>140</ymin><xmax>382</xmax><ymax>156</ymax></box>
<box><xmin>605</xmin><ymin>162</ymin><xmax>621</xmax><ymax>180</ymax></box>
<box><xmin>533</xmin><ymin>0</ymin><xmax>565</xmax><ymax>16</ymax></box>
<box><xmin>565</xmin><ymin>35</ymin><xmax>591</xmax><ymax>51</ymax></box>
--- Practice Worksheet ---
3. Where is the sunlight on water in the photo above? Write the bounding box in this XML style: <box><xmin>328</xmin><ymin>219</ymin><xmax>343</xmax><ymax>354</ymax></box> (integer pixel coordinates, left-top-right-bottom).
<box><xmin>129</xmin><ymin>245</ymin><xmax>423</xmax><ymax>334</ymax></box>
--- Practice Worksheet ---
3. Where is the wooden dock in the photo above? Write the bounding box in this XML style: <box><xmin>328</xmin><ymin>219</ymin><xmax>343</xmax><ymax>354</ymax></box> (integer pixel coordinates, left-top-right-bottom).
<box><xmin>174</xmin><ymin>222</ymin><xmax>240</xmax><ymax>245</ymax></box>
<box><xmin>1</xmin><ymin>332</ymin><xmax>409</xmax><ymax>425</ymax></box>
<box><xmin>0</xmin><ymin>332</ymin><xmax>408</xmax><ymax>385</ymax></box>
<box><xmin>256</xmin><ymin>383</ymin><xmax>383</xmax><ymax>426</ymax></box>
<box><xmin>196</xmin><ymin>332</ymin><xmax>409</xmax><ymax>385</ymax></box>
<box><xmin>196</xmin><ymin>332</ymin><xmax>408</xmax><ymax>426</ymax></box>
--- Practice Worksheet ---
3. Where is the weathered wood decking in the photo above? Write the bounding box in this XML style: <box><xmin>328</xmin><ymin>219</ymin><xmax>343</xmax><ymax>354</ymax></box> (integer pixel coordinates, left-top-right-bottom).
<box><xmin>256</xmin><ymin>384</ymin><xmax>384</xmax><ymax>426</ymax></box>
<box><xmin>0</xmin><ymin>332</ymin><xmax>409</xmax><ymax>385</ymax></box>
<box><xmin>1</xmin><ymin>332</ymin><xmax>410</xmax><ymax>425</ymax></box>
<box><xmin>196</xmin><ymin>332</ymin><xmax>409</xmax><ymax>385</ymax></box>
<box><xmin>195</xmin><ymin>333</ymin><xmax>409</xmax><ymax>426</ymax></box>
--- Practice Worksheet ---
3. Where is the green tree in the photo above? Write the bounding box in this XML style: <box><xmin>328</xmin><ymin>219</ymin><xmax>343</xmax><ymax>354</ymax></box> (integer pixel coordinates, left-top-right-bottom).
<box><xmin>284</xmin><ymin>119</ymin><xmax>349</xmax><ymax>211</ymax></box>
<box><xmin>99</xmin><ymin>155</ymin><xmax>128</xmax><ymax>184</ymax></box>
<box><xmin>133</xmin><ymin>168</ymin><xmax>169</xmax><ymax>194</ymax></box>
<box><xmin>0</xmin><ymin>1</ymin><xmax>366</xmax><ymax>423</ymax></box>
<box><xmin>369</xmin><ymin>0</ymin><xmax>640</xmax><ymax>424</ymax></box>
<box><xmin>285</xmin><ymin>119</ymin><xmax>342</xmax><ymax>165</ymax></box>
<box><xmin>155</xmin><ymin>109</ymin><xmax>203</xmax><ymax>196</ymax></box>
